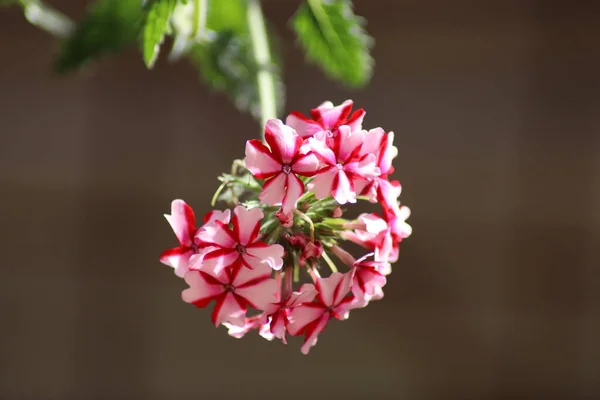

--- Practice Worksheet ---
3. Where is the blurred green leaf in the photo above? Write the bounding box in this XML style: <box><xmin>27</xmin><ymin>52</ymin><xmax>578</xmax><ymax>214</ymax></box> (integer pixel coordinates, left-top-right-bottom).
<box><xmin>188</xmin><ymin>0</ymin><xmax>284</xmax><ymax>120</ymax></box>
<box><xmin>142</xmin><ymin>0</ymin><xmax>178</xmax><ymax>68</ymax></box>
<box><xmin>53</xmin><ymin>0</ymin><xmax>143</xmax><ymax>74</ymax></box>
<box><xmin>291</xmin><ymin>0</ymin><xmax>373</xmax><ymax>87</ymax></box>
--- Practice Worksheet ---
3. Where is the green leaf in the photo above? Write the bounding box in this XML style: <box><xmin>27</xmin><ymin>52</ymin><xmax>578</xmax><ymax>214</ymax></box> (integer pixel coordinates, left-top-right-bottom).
<box><xmin>53</xmin><ymin>0</ymin><xmax>144</xmax><ymax>74</ymax></box>
<box><xmin>142</xmin><ymin>0</ymin><xmax>177</xmax><ymax>68</ymax></box>
<box><xmin>187</xmin><ymin>0</ymin><xmax>285</xmax><ymax>120</ymax></box>
<box><xmin>291</xmin><ymin>0</ymin><xmax>373</xmax><ymax>87</ymax></box>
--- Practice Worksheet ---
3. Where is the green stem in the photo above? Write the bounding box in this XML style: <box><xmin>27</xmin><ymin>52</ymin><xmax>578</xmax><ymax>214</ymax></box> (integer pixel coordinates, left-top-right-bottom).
<box><xmin>247</xmin><ymin>0</ymin><xmax>277</xmax><ymax>138</ymax></box>
<box><xmin>321</xmin><ymin>250</ymin><xmax>338</xmax><ymax>273</ymax></box>
<box><xmin>19</xmin><ymin>0</ymin><xmax>74</xmax><ymax>38</ymax></box>
<box><xmin>190</xmin><ymin>0</ymin><xmax>207</xmax><ymax>40</ymax></box>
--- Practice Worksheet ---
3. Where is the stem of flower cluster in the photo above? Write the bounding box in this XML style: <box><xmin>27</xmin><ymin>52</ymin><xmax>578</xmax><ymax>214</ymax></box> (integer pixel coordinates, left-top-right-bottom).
<box><xmin>247</xmin><ymin>0</ymin><xmax>277</xmax><ymax>138</ymax></box>
<box><xmin>320</xmin><ymin>251</ymin><xmax>338</xmax><ymax>273</ymax></box>
<box><xmin>190</xmin><ymin>0</ymin><xmax>207</xmax><ymax>40</ymax></box>
<box><xmin>294</xmin><ymin>209</ymin><xmax>315</xmax><ymax>242</ymax></box>
<box><xmin>282</xmin><ymin>266</ymin><xmax>293</xmax><ymax>301</ymax></box>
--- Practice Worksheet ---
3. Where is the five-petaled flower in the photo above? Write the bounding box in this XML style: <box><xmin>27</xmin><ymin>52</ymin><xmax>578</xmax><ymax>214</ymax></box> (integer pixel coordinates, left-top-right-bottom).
<box><xmin>182</xmin><ymin>263</ymin><xmax>279</xmax><ymax>327</ymax></box>
<box><xmin>286</xmin><ymin>99</ymin><xmax>365</xmax><ymax>139</ymax></box>
<box><xmin>287</xmin><ymin>272</ymin><xmax>355</xmax><ymax>354</ymax></box>
<box><xmin>308</xmin><ymin>126</ymin><xmax>380</xmax><ymax>204</ymax></box>
<box><xmin>350</xmin><ymin>253</ymin><xmax>390</xmax><ymax>308</ymax></box>
<box><xmin>262</xmin><ymin>283</ymin><xmax>318</xmax><ymax>344</ymax></box>
<box><xmin>194</xmin><ymin>205</ymin><xmax>284</xmax><ymax>274</ymax></box>
<box><xmin>245</xmin><ymin>119</ymin><xmax>319</xmax><ymax>215</ymax></box>
<box><xmin>160</xmin><ymin>200</ymin><xmax>231</xmax><ymax>278</ymax></box>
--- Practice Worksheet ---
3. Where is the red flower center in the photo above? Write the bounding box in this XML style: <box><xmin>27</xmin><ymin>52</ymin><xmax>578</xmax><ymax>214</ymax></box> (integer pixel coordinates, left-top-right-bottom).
<box><xmin>282</xmin><ymin>164</ymin><xmax>292</xmax><ymax>174</ymax></box>
<box><xmin>236</xmin><ymin>244</ymin><xmax>246</xmax><ymax>254</ymax></box>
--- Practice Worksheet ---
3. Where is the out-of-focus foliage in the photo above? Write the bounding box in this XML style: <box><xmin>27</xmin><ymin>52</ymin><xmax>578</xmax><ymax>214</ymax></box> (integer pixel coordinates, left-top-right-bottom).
<box><xmin>291</xmin><ymin>0</ymin><xmax>373</xmax><ymax>88</ymax></box>
<box><xmin>188</xmin><ymin>0</ymin><xmax>284</xmax><ymax>119</ymax></box>
<box><xmin>5</xmin><ymin>0</ymin><xmax>374</xmax><ymax>121</ymax></box>
<box><xmin>53</xmin><ymin>0</ymin><xmax>143</xmax><ymax>73</ymax></box>
<box><xmin>142</xmin><ymin>0</ymin><xmax>178</xmax><ymax>68</ymax></box>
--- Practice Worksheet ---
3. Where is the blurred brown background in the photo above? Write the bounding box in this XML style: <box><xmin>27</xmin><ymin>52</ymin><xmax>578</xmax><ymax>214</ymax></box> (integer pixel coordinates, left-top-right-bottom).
<box><xmin>1</xmin><ymin>0</ymin><xmax>599</xmax><ymax>399</ymax></box>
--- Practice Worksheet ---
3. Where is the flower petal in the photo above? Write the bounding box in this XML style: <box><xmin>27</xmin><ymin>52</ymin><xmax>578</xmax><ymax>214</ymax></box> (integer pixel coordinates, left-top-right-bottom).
<box><xmin>244</xmin><ymin>243</ymin><xmax>284</xmax><ymax>271</ymax></box>
<box><xmin>312</xmin><ymin>99</ymin><xmax>353</xmax><ymax>129</ymax></box>
<box><xmin>307</xmin><ymin>167</ymin><xmax>336</xmax><ymax>199</ymax></box>
<box><xmin>232</xmin><ymin>206</ymin><xmax>264</xmax><ymax>246</ymax></box>
<box><xmin>281</xmin><ymin>174</ymin><xmax>304</xmax><ymax>215</ymax></box>
<box><xmin>258</xmin><ymin>172</ymin><xmax>286</xmax><ymax>207</ymax></box>
<box><xmin>269</xmin><ymin>311</ymin><xmax>288</xmax><ymax>342</ymax></box>
<box><xmin>181</xmin><ymin>271</ymin><xmax>223</xmax><ymax>308</ymax></box>
<box><xmin>332</xmin><ymin>170</ymin><xmax>356</xmax><ymax>204</ymax></box>
<box><xmin>198</xmin><ymin>248</ymin><xmax>240</xmax><ymax>275</ymax></box>
<box><xmin>164</xmin><ymin>199</ymin><xmax>195</xmax><ymax>246</ymax></box>
<box><xmin>159</xmin><ymin>246</ymin><xmax>193</xmax><ymax>278</ymax></box>
<box><xmin>333</xmin><ymin>125</ymin><xmax>365</xmax><ymax>163</ymax></box>
<box><xmin>378</xmin><ymin>131</ymin><xmax>398</xmax><ymax>175</ymax></box>
<box><xmin>235</xmin><ymin>276</ymin><xmax>279</xmax><ymax>311</ymax></box>
<box><xmin>345</xmin><ymin>153</ymin><xmax>381</xmax><ymax>180</ymax></box>
<box><xmin>316</xmin><ymin>271</ymin><xmax>354</xmax><ymax>307</ymax></box>
<box><xmin>345</xmin><ymin>108</ymin><xmax>366</xmax><ymax>132</ymax></box>
<box><xmin>203</xmin><ymin>209</ymin><xmax>231</xmax><ymax>225</ymax></box>
<box><xmin>287</xmin><ymin>303</ymin><xmax>325</xmax><ymax>336</ymax></box>
<box><xmin>291</xmin><ymin>153</ymin><xmax>320</xmax><ymax>176</ymax></box>
<box><xmin>287</xmin><ymin>283</ymin><xmax>318</xmax><ymax>307</ymax></box>
<box><xmin>300</xmin><ymin>313</ymin><xmax>330</xmax><ymax>355</ymax></box>
<box><xmin>244</xmin><ymin>139</ymin><xmax>281</xmax><ymax>179</ymax></box>
<box><xmin>265</xmin><ymin>118</ymin><xmax>302</xmax><ymax>164</ymax></box>
<box><xmin>212</xmin><ymin>292</ymin><xmax>247</xmax><ymax>327</ymax></box>
<box><xmin>307</xmin><ymin>132</ymin><xmax>336</xmax><ymax>165</ymax></box>
<box><xmin>285</xmin><ymin>111</ymin><xmax>323</xmax><ymax>138</ymax></box>
<box><xmin>196</xmin><ymin>220</ymin><xmax>236</xmax><ymax>249</ymax></box>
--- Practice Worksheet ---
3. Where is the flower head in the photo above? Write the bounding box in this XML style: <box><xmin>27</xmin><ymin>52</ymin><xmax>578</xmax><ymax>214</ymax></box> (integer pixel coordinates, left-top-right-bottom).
<box><xmin>159</xmin><ymin>99</ymin><xmax>412</xmax><ymax>355</ymax></box>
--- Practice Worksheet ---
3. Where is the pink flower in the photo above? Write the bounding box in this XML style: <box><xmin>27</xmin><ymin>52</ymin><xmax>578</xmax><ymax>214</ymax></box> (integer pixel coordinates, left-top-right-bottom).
<box><xmin>383</xmin><ymin>203</ymin><xmax>413</xmax><ymax>243</ymax></box>
<box><xmin>182</xmin><ymin>263</ymin><xmax>278</xmax><ymax>327</ymax></box>
<box><xmin>350</xmin><ymin>253</ymin><xmax>390</xmax><ymax>308</ymax></box>
<box><xmin>307</xmin><ymin>126</ymin><xmax>380</xmax><ymax>204</ymax></box>
<box><xmin>194</xmin><ymin>206</ymin><xmax>284</xmax><ymax>274</ymax></box>
<box><xmin>355</xmin><ymin>128</ymin><xmax>401</xmax><ymax>207</ymax></box>
<box><xmin>159</xmin><ymin>200</ymin><xmax>231</xmax><ymax>277</ymax></box>
<box><xmin>286</xmin><ymin>99</ymin><xmax>365</xmax><ymax>139</ymax></box>
<box><xmin>222</xmin><ymin>314</ymin><xmax>270</xmax><ymax>339</ymax></box>
<box><xmin>244</xmin><ymin>119</ymin><xmax>320</xmax><ymax>214</ymax></box>
<box><xmin>343</xmin><ymin>213</ymin><xmax>398</xmax><ymax>262</ymax></box>
<box><xmin>262</xmin><ymin>283</ymin><xmax>317</xmax><ymax>344</ymax></box>
<box><xmin>287</xmin><ymin>272</ymin><xmax>355</xmax><ymax>354</ymax></box>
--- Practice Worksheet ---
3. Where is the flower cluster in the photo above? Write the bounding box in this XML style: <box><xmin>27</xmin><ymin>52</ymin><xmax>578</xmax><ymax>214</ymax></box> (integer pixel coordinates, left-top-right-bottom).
<box><xmin>160</xmin><ymin>100</ymin><xmax>412</xmax><ymax>354</ymax></box>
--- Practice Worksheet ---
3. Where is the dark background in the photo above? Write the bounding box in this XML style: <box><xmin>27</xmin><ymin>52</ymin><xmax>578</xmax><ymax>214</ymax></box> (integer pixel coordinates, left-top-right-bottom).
<box><xmin>1</xmin><ymin>0</ymin><xmax>599</xmax><ymax>399</ymax></box>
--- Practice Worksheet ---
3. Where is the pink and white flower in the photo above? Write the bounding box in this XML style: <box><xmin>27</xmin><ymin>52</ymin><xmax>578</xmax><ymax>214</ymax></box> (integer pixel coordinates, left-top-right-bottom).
<box><xmin>182</xmin><ymin>263</ymin><xmax>278</xmax><ymax>327</ymax></box>
<box><xmin>383</xmin><ymin>203</ymin><xmax>413</xmax><ymax>244</ymax></box>
<box><xmin>287</xmin><ymin>272</ymin><xmax>355</xmax><ymax>354</ymax></box>
<box><xmin>159</xmin><ymin>200</ymin><xmax>231</xmax><ymax>277</ymax></box>
<box><xmin>350</xmin><ymin>253</ymin><xmax>390</xmax><ymax>308</ymax></box>
<box><xmin>286</xmin><ymin>99</ymin><xmax>365</xmax><ymax>139</ymax></box>
<box><xmin>245</xmin><ymin>119</ymin><xmax>320</xmax><ymax>215</ymax></box>
<box><xmin>307</xmin><ymin>126</ymin><xmax>380</xmax><ymax>204</ymax></box>
<box><xmin>262</xmin><ymin>283</ymin><xmax>317</xmax><ymax>344</ymax></box>
<box><xmin>356</xmin><ymin>128</ymin><xmax>401</xmax><ymax>208</ymax></box>
<box><xmin>194</xmin><ymin>205</ymin><xmax>284</xmax><ymax>273</ymax></box>
<box><xmin>343</xmin><ymin>213</ymin><xmax>398</xmax><ymax>262</ymax></box>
